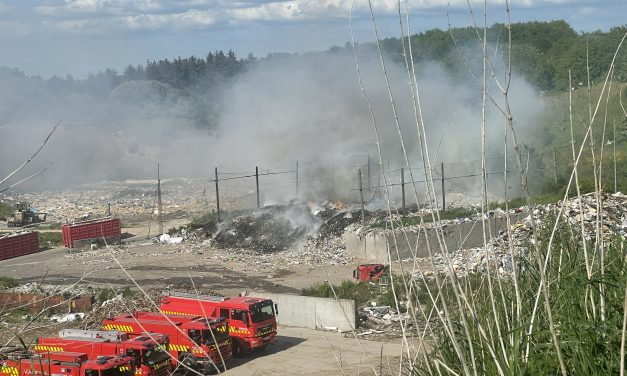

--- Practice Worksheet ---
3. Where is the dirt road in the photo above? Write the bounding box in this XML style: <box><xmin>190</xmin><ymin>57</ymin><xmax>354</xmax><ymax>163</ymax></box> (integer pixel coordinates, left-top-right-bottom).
<box><xmin>226</xmin><ymin>326</ymin><xmax>401</xmax><ymax>376</ymax></box>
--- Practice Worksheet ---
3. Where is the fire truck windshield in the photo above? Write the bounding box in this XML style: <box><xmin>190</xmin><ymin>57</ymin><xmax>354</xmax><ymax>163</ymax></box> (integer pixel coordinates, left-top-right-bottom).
<box><xmin>142</xmin><ymin>347</ymin><xmax>170</xmax><ymax>366</ymax></box>
<box><xmin>202</xmin><ymin>327</ymin><xmax>229</xmax><ymax>345</ymax></box>
<box><xmin>249</xmin><ymin>302</ymin><xmax>274</xmax><ymax>323</ymax></box>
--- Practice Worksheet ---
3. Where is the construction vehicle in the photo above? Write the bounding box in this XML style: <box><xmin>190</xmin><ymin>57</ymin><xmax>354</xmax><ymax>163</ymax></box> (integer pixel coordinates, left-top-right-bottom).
<box><xmin>34</xmin><ymin>330</ymin><xmax>171</xmax><ymax>376</ymax></box>
<box><xmin>0</xmin><ymin>348</ymin><xmax>135</xmax><ymax>376</ymax></box>
<box><xmin>160</xmin><ymin>292</ymin><xmax>277</xmax><ymax>357</ymax></box>
<box><xmin>7</xmin><ymin>202</ymin><xmax>46</xmax><ymax>227</ymax></box>
<box><xmin>353</xmin><ymin>264</ymin><xmax>390</xmax><ymax>288</ymax></box>
<box><xmin>103</xmin><ymin>312</ymin><xmax>231</xmax><ymax>374</ymax></box>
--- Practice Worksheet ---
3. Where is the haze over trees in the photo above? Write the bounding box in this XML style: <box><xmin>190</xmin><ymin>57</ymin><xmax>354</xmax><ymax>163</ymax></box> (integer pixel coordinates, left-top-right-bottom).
<box><xmin>379</xmin><ymin>20</ymin><xmax>627</xmax><ymax>90</ymax></box>
<box><xmin>3</xmin><ymin>21</ymin><xmax>626</xmax><ymax>121</ymax></box>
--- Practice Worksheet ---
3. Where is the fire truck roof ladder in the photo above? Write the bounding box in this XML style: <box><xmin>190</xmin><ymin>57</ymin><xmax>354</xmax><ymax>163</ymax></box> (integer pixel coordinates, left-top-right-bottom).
<box><xmin>163</xmin><ymin>291</ymin><xmax>229</xmax><ymax>302</ymax></box>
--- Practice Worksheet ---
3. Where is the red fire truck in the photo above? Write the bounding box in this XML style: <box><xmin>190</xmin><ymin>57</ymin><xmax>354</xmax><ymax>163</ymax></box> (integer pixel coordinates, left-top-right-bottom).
<box><xmin>34</xmin><ymin>330</ymin><xmax>170</xmax><ymax>376</ymax></box>
<box><xmin>0</xmin><ymin>349</ymin><xmax>135</xmax><ymax>376</ymax></box>
<box><xmin>159</xmin><ymin>292</ymin><xmax>277</xmax><ymax>357</ymax></box>
<box><xmin>102</xmin><ymin>312</ymin><xmax>231</xmax><ymax>374</ymax></box>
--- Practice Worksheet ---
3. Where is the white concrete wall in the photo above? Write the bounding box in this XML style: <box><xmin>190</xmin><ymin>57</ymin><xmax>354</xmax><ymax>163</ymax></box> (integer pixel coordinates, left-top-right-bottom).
<box><xmin>346</xmin><ymin>215</ymin><xmax>523</xmax><ymax>262</ymax></box>
<box><xmin>250</xmin><ymin>292</ymin><xmax>356</xmax><ymax>332</ymax></box>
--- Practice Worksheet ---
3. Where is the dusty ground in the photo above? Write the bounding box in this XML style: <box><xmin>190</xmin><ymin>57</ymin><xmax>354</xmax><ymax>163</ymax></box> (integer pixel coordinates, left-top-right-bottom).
<box><xmin>0</xmin><ymin>225</ymin><xmax>357</xmax><ymax>297</ymax></box>
<box><xmin>226</xmin><ymin>326</ymin><xmax>402</xmax><ymax>375</ymax></box>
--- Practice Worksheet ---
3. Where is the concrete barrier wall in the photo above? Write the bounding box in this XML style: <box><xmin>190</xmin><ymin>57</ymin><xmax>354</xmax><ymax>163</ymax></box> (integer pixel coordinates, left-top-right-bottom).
<box><xmin>251</xmin><ymin>292</ymin><xmax>355</xmax><ymax>332</ymax></box>
<box><xmin>346</xmin><ymin>215</ymin><xmax>523</xmax><ymax>262</ymax></box>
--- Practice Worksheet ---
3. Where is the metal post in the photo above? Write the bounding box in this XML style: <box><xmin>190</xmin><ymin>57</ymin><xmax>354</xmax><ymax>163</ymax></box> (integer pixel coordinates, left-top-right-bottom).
<box><xmin>614</xmin><ymin>119</ymin><xmax>618</xmax><ymax>192</ymax></box>
<box><xmin>358</xmin><ymin>169</ymin><xmax>365</xmax><ymax>226</ymax></box>
<box><xmin>255</xmin><ymin>166</ymin><xmax>260</xmax><ymax>208</ymax></box>
<box><xmin>296</xmin><ymin>160</ymin><xmax>299</xmax><ymax>195</ymax></box>
<box><xmin>441</xmin><ymin>162</ymin><xmax>446</xmax><ymax>212</ymax></box>
<box><xmin>401</xmin><ymin>167</ymin><xmax>406</xmax><ymax>216</ymax></box>
<box><xmin>214</xmin><ymin>167</ymin><xmax>220</xmax><ymax>222</ymax></box>
<box><xmin>157</xmin><ymin>164</ymin><xmax>163</xmax><ymax>235</ymax></box>
<box><xmin>107</xmin><ymin>202</ymin><xmax>111</xmax><ymax>217</ymax></box>
<box><xmin>553</xmin><ymin>147</ymin><xmax>558</xmax><ymax>185</ymax></box>
<box><xmin>367</xmin><ymin>155</ymin><xmax>371</xmax><ymax>193</ymax></box>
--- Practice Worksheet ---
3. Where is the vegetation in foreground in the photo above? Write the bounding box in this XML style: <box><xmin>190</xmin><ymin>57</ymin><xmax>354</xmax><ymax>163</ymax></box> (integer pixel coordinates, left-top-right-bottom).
<box><xmin>410</xmin><ymin>217</ymin><xmax>627</xmax><ymax>374</ymax></box>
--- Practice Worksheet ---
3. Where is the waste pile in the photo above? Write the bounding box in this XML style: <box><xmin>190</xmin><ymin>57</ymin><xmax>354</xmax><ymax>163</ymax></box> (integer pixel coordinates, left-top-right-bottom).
<box><xmin>356</xmin><ymin>305</ymin><xmax>410</xmax><ymax>339</ymax></box>
<box><xmin>403</xmin><ymin>192</ymin><xmax>627</xmax><ymax>278</ymax></box>
<box><xmin>1</xmin><ymin>178</ymin><xmax>210</xmax><ymax>225</ymax></box>
<box><xmin>211</xmin><ymin>204</ymin><xmax>322</xmax><ymax>252</ymax></box>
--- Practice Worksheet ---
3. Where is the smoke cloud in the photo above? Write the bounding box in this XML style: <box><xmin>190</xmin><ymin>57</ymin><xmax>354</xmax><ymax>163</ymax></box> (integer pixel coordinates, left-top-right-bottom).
<box><xmin>0</xmin><ymin>47</ymin><xmax>545</xmax><ymax>206</ymax></box>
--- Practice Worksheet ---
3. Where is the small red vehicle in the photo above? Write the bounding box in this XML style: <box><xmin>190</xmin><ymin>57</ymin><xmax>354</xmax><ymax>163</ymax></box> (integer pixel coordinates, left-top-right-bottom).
<box><xmin>353</xmin><ymin>264</ymin><xmax>389</xmax><ymax>282</ymax></box>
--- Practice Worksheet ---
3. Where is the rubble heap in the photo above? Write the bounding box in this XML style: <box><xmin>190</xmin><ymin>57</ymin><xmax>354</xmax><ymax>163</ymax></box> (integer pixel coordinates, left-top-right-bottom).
<box><xmin>410</xmin><ymin>192</ymin><xmax>627</xmax><ymax>278</ymax></box>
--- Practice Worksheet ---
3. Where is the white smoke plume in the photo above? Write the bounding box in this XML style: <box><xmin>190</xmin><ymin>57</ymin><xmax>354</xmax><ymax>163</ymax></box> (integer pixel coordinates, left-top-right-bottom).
<box><xmin>0</xmin><ymin>47</ymin><xmax>545</xmax><ymax>206</ymax></box>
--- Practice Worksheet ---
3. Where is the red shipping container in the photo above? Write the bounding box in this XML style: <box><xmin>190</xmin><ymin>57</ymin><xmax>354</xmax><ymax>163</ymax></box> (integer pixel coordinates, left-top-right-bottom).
<box><xmin>62</xmin><ymin>217</ymin><xmax>121</xmax><ymax>248</ymax></box>
<box><xmin>0</xmin><ymin>232</ymin><xmax>40</xmax><ymax>261</ymax></box>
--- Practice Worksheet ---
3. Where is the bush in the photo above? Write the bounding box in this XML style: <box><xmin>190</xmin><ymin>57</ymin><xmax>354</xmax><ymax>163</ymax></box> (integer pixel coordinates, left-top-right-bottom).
<box><xmin>0</xmin><ymin>201</ymin><xmax>12</xmax><ymax>221</ymax></box>
<box><xmin>302</xmin><ymin>280</ymin><xmax>372</xmax><ymax>307</ymax></box>
<box><xmin>0</xmin><ymin>276</ymin><xmax>19</xmax><ymax>290</ymax></box>
<box><xmin>97</xmin><ymin>288</ymin><xmax>117</xmax><ymax>303</ymax></box>
<box><xmin>39</xmin><ymin>232</ymin><xmax>62</xmax><ymax>247</ymax></box>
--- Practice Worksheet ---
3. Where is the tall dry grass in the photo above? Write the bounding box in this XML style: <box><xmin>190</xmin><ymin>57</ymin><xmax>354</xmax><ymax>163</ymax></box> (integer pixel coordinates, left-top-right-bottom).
<box><xmin>351</xmin><ymin>0</ymin><xmax>627</xmax><ymax>375</ymax></box>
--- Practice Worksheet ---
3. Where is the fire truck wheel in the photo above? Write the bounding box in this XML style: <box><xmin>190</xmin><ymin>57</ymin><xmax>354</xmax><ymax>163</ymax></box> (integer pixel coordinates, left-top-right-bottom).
<box><xmin>232</xmin><ymin>342</ymin><xmax>243</xmax><ymax>358</ymax></box>
<box><xmin>203</xmin><ymin>363</ymin><xmax>221</xmax><ymax>375</ymax></box>
<box><xmin>178</xmin><ymin>353</ymin><xmax>197</xmax><ymax>374</ymax></box>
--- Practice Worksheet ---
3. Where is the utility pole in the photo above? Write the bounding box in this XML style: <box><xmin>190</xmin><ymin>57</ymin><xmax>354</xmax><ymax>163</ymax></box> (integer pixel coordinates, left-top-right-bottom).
<box><xmin>614</xmin><ymin>119</ymin><xmax>618</xmax><ymax>192</ymax></box>
<box><xmin>441</xmin><ymin>162</ymin><xmax>446</xmax><ymax>212</ymax></box>
<box><xmin>367</xmin><ymin>155</ymin><xmax>371</xmax><ymax>194</ymax></box>
<box><xmin>215</xmin><ymin>167</ymin><xmax>220</xmax><ymax>222</ymax></box>
<box><xmin>553</xmin><ymin>148</ymin><xmax>558</xmax><ymax>185</ymax></box>
<box><xmin>255</xmin><ymin>166</ymin><xmax>260</xmax><ymax>208</ymax></box>
<box><xmin>296</xmin><ymin>160</ymin><xmax>299</xmax><ymax>195</ymax></box>
<box><xmin>157</xmin><ymin>164</ymin><xmax>163</xmax><ymax>235</ymax></box>
<box><xmin>401</xmin><ymin>167</ymin><xmax>406</xmax><ymax>216</ymax></box>
<box><xmin>358</xmin><ymin>169</ymin><xmax>365</xmax><ymax>226</ymax></box>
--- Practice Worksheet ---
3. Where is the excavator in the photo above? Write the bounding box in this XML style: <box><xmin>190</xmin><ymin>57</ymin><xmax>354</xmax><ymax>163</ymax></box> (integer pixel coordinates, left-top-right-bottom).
<box><xmin>7</xmin><ymin>202</ymin><xmax>46</xmax><ymax>227</ymax></box>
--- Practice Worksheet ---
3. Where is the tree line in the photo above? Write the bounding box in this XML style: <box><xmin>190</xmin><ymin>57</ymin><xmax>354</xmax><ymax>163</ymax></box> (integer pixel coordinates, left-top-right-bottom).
<box><xmin>378</xmin><ymin>20</ymin><xmax>627</xmax><ymax>91</ymax></box>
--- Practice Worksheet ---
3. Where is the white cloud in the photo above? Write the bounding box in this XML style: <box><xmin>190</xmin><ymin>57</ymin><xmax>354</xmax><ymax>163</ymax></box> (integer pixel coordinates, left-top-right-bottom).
<box><xmin>122</xmin><ymin>9</ymin><xmax>216</xmax><ymax>30</ymax></box>
<box><xmin>29</xmin><ymin>0</ymin><xmax>606</xmax><ymax>33</ymax></box>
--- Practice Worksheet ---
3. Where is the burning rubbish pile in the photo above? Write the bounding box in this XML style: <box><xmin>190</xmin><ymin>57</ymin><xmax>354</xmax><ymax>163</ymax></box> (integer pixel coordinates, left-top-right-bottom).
<box><xmin>211</xmin><ymin>203</ymin><xmax>331</xmax><ymax>252</ymax></box>
<box><xmin>209</xmin><ymin>200</ymin><xmax>388</xmax><ymax>252</ymax></box>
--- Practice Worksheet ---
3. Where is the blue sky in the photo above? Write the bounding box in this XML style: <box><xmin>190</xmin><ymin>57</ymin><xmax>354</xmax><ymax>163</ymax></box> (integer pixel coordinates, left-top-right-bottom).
<box><xmin>0</xmin><ymin>0</ymin><xmax>625</xmax><ymax>78</ymax></box>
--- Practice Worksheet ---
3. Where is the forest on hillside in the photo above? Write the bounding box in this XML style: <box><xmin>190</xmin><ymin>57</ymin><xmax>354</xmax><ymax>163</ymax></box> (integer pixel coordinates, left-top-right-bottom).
<box><xmin>379</xmin><ymin>20</ymin><xmax>627</xmax><ymax>91</ymax></box>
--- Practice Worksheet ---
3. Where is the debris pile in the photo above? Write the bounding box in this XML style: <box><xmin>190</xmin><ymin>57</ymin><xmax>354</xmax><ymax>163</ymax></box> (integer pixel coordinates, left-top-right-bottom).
<box><xmin>408</xmin><ymin>192</ymin><xmax>627</xmax><ymax>278</ymax></box>
<box><xmin>212</xmin><ymin>204</ymin><xmax>321</xmax><ymax>252</ymax></box>
<box><xmin>356</xmin><ymin>305</ymin><xmax>409</xmax><ymax>338</ymax></box>
<box><xmin>1</xmin><ymin>178</ymin><xmax>210</xmax><ymax>225</ymax></box>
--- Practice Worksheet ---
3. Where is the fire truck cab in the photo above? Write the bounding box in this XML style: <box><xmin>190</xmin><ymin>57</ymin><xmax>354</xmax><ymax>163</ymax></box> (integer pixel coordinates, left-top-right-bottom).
<box><xmin>34</xmin><ymin>330</ymin><xmax>170</xmax><ymax>376</ymax></box>
<box><xmin>160</xmin><ymin>292</ymin><xmax>277</xmax><ymax>357</ymax></box>
<box><xmin>0</xmin><ymin>350</ymin><xmax>135</xmax><ymax>376</ymax></box>
<box><xmin>102</xmin><ymin>312</ymin><xmax>231</xmax><ymax>374</ymax></box>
